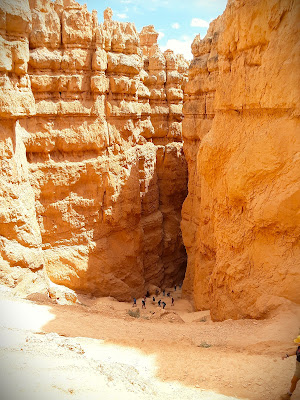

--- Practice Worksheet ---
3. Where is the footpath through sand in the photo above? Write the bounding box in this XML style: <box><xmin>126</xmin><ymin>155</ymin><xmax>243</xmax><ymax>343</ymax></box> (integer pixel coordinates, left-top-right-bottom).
<box><xmin>0</xmin><ymin>285</ymin><xmax>299</xmax><ymax>400</ymax></box>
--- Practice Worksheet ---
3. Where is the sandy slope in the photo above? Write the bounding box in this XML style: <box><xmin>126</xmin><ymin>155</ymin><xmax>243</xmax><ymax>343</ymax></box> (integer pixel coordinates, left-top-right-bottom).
<box><xmin>0</xmin><ymin>285</ymin><xmax>299</xmax><ymax>400</ymax></box>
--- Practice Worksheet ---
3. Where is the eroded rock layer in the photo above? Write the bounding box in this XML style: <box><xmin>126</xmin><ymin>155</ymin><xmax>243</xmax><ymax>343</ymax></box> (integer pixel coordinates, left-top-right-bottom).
<box><xmin>182</xmin><ymin>0</ymin><xmax>300</xmax><ymax>320</ymax></box>
<box><xmin>0</xmin><ymin>0</ymin><xmax>188</xmax><ymax>300</ymax></box>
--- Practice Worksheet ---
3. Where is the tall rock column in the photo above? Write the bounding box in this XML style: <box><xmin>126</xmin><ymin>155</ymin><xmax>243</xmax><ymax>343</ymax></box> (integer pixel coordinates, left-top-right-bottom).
<box><xmin>181</xmin><ymin>27</ymin><xmax>219</xmax><ymax>309</ymax></box>
<box><xmin>182</xmin><ymin>0</ymin><xmax>300</xmax><ymax>320</ymax></box>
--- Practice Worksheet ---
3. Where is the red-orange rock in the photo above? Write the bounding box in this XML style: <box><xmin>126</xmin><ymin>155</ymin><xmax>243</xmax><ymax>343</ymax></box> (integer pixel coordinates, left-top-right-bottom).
<box><xmin>182</xmin><ymin>0</ymin><xmax>300</xmax><ymax>320</ymax></box>
<box><xmin>0</xmin><ymin>0</ymin><xmax>188</xmax><ymax>301</ymax></box>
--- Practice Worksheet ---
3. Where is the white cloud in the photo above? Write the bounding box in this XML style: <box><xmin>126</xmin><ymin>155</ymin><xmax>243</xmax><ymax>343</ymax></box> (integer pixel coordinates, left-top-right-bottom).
<box><xmin>190</xmin><ymin>18</ymin><xmax>209</xmax><ymax>28</ymax></box>
<box><xmin>158</xmin><ymin>32</ymin><xmax>165</xmax><ymax>41</ymax></box>
<box><xmin>117</xmin><ymin>13</ymin><xmax>128</xmax><ymax>19</ymax></box>
<box><xmin>161</xmin><ymin>38</ymin><xmax>193</xmax><ymax>60</ymax></box>
<box><xmin>172</xmin><ymin>22</ymin><xmax>180</xmax><ymax>29</ymax></box>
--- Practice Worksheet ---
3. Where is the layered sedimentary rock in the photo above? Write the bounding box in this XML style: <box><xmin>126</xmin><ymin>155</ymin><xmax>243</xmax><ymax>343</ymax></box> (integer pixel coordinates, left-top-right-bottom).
<box><xmin>0</xmin><ymin>0</ymin><xmax>43</xmax><ymax>272</ymax></box>
<box><xmin>182</xmin><ymin>0</ymin><xmax>300</xmax><ymax>320</ymax></box>
<box><xmin>0</xmin><ymin>0</ymin><xmax>188</xmax><ymax>300</ymax></box>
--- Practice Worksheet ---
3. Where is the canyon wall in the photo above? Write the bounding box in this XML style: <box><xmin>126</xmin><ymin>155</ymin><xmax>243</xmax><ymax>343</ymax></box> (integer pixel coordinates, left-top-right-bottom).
<box><xmin>0</xmin><ymin>0</ymin><xmax>188</xmax><ymax>300</ymax></box>
<box><xmin>2</xmin><ymin>0</ymin><xmax>298</xmax><ymax>319</ymax></box>
<box><xmin>182</xmin><ymin>0</ymin><xmax>300</xmax><ymax>320</ymax></box>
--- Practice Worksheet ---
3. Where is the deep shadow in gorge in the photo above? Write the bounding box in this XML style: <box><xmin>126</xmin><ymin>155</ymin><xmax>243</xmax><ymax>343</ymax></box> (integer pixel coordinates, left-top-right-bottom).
<box><xmin>1</xmin><ymin>0</ymin><xmax>298</xmax><ymax>323</ymax></box>
<box><xmin>83</xmin><ymin>142</ymin><xmax>189</xmax><ymax>301</ymax></box>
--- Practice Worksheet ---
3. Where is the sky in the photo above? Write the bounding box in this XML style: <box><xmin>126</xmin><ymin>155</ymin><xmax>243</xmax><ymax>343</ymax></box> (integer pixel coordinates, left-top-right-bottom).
<box><xmin>77</xmin><ymin>0</ymin><xmax>228</xmax><ymax>59</ymax></box>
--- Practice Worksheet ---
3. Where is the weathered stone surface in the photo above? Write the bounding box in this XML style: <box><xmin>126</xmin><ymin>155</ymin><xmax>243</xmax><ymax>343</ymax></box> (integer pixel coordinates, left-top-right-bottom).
<box><xmin>0</xmin><ymin>0</ymin><xmax>42</xmax><ymax>273</ymax></box>
<box><xmin>140</xmin><ymin>25</ymin><xmax>159</xmax><ymax>56</ymax></box>
<box><xmin>0</xmin><ymin>2</ymin><xmax>188</xmax><ymax>300</ymax></box>
<box><xmin>182</xmin><ymin>0</ymin><xmax>300</xmax><ymax>320</ymax></box>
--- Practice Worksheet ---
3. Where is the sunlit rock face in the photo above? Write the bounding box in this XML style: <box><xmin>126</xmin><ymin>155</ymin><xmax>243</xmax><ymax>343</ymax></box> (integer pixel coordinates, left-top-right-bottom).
<box><xmin>0</xmin><ymin>0</ymin><xmax>188</xmax><ymax>300</ymax></box>
<box><xmin>182</xmin><ymin>0</ymin><xmax>300</xmax><ymax>320</ymax></box>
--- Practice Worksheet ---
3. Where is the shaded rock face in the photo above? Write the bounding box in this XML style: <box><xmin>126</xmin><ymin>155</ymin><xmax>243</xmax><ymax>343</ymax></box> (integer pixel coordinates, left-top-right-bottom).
<box><xmin>182</xmin><ymin>0</ymin><xmax>300</xmax><ymax>320</ymax></box>
<box><xmin>0</xmin><ymin>0</ymin><xmax>188</xmax><ymax>300</ymax></box>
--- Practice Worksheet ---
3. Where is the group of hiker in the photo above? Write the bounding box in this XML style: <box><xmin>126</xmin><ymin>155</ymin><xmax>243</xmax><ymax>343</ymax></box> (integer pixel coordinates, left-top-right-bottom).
<box><xmin>132</xmin><ymin>284</ymin><xmax>182</xmax><ymax>310</ymax></box>
<box><xmin>131</xmin><ymin>287</ymin><xmax>300</xmax><ymax>399</ymax></box>
<box><xmin>130</xmin><ymin>285</ymin><xmax>300</xmax><ymax>399</ymax></box>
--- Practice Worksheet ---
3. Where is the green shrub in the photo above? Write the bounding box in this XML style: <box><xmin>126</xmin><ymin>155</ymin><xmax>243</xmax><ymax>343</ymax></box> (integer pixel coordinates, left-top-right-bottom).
<box><xmin>128</xmin><ymin>308</ymin><xmax>140</xmax><ymax>318</ymax></box>
<box><xmin>197</xmin><ymin>341</ymin><xmax>212</xmax><ymax>348</ymax></box>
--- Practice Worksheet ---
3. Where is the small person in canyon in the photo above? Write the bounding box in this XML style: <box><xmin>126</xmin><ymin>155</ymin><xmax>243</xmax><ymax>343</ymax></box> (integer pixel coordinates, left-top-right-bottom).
<box><xmin>158</xmin><ymin>299</ymin><xmax>161</xmax><ymax>307</ymax></box>
<box><xmin>162</xmin><ymin>301</ymin><xmax>166</xmax><ymax>309</ymax></box>
<box><xmin>280</xmin><ymin>335</ymin><xmax>300</xmax><ymax>399</ymax></box>
<box><xmin>132</xmin><ymin>298</ymin><xmax>137</xmax><ymax>307</ymax></box>
<box><xmin>142</xmin><ymin>299</ymin><xmax>146</xmax><ymax>309</ymax></box>
<box><xmin>171</xmin><ymin>297</ymin><xmax>174</xmax><ymax>306</ymax></box>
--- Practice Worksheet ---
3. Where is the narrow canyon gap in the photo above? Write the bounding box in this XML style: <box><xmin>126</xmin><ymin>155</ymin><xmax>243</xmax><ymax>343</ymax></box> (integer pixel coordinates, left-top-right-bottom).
<box><xmin>0</xmin><ymin>0</ymin><xmax>299</xmax><ymax>321</ymax></box>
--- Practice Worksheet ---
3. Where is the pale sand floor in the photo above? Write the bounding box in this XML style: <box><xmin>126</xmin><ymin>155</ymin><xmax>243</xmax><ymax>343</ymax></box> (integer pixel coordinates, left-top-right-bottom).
<box><xmin>0</xmin><ymin>286</ymin><xmax>299</xmax><ymax>400</ymax></box>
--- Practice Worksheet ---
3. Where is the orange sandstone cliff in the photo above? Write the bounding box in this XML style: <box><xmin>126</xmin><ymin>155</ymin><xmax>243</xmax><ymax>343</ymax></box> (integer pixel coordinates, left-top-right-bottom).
<box><xmin>182</xmin><ymin>0</ymin><xmax>300</xmax><ymax>320</ymax></box>
<box><xmin>0</xmin><ymin>0</ymin><xmax>188</xmax><ymax>300</ymax></box>
<box><xmin>1</xmin><ymin>0</ymin><xmax>299</xmax><ymax>321</ymax></box>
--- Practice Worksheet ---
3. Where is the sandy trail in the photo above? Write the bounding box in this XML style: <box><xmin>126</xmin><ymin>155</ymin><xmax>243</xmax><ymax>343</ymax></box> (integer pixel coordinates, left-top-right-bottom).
<box><xmin>0</xmin><ymin>286</ymin><xmax>299</xmax><ymax>400</ymax></box>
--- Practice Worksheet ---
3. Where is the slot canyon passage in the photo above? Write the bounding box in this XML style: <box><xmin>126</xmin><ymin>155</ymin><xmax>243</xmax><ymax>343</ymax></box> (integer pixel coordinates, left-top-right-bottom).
<box><xmin>0</xmin><ymin>0</ymin><xmax>299</xmax><ymax>399</ymax></box>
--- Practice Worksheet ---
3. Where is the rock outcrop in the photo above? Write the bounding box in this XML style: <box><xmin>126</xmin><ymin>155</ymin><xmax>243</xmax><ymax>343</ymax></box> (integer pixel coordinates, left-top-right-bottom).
<box><xmin>0</xmin><ymin>0</ymin><xmax>188</xmax><ymax>300</ymax></box>
<box><xmin>182</xmin><ymin>0</ymin><xmax>300</xmax><ymax>320</ymax></box>
<box><xmin>3</xmin><ymin>0</ymin><xmax>297</xmax><ymax>320</ymax></box>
